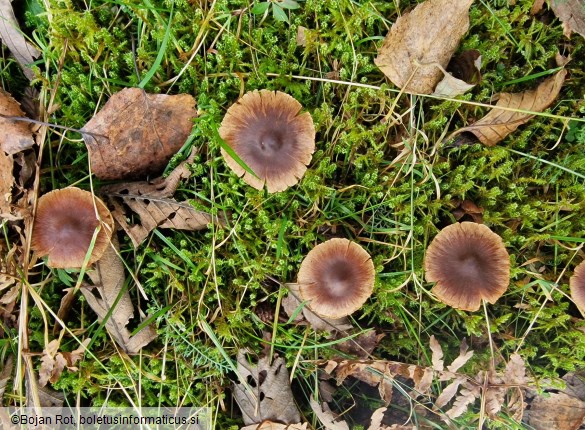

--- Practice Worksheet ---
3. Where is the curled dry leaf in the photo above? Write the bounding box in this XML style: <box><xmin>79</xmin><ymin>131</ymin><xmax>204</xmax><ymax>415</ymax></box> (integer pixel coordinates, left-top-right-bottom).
<box><xmin>81</xmin><ymin>239</ymin><xmax>157</xmax><ymax>354</ymax></box>
<box><xmin>374</xmin><ymin>0</ymin><xmax>473</xmax><ymax>94</ymax></box>
<box><xmin>82</xmin><ymin>88</ymin><xmax>196</xmax><ymax>180</ymax></box>
<box><xmin>241</xmin><ymin>423</ymin><xmax>308</xmax><ymax>430</ymax></box>
<box><xmin>102</xmin><ymin>150</ymin><xmax>224</xmax><ymax>247</ymax></box>
<box><xmin>550</xmin><ymin>0</ymin><xmax>585</xmax><ymax>38</ymax></box>
<box><xmin>0</xmin><ymin>89</ymin><xmax>35</xmax><ymax>155</ymax></box>
<box><xmin>433</xmin><ymin>50</ymin><xmax>482</xmax><ymax>97</ymax></box>
<box><xmin>450</xmin><ymin>69</ymin><xmax>567</xmax><ymax>146</ymax></box>
<box><xmin>0</xmin><ymin>0</ymin><xmax>40</xmax><ymax>80</ymax></box>
<box><xmin>309</xmin><ymin>398</ymin><xmax>349</xmax><ymax>430</ymax></box>
<box><xmin>38</xmin><ymin>339</ymin><xmax>90</xmax><ymax>387</ymax></box>
<box><xmin>233</xmin><ymin>351</ymin><xmax>301</xmax><ymax>425</ymax></box>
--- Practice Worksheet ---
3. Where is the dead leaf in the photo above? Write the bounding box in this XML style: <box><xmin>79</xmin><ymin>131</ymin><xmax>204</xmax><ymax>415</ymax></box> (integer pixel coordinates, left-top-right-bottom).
<box><xmin>82</xmin><ymin>88</ymin><xmax>197</xmax><ymax>180</ymax></box>
<box><xmin>446</xmin><ymin>339</ymin><xmax>473</xmax><ymax>373</ymax></box>
<box><xmin>101</xmin><ymin>150</ymin><xmax>223</xmax><ymax>247</ymax></box>
<box><xmin>0</xmin><ymin>355</ymin><xmax>13</xmax><ymax>404</ymax></box>
<box><xmin>367</xmin><ymin>407</ymin><xmax>387</xmax><ymax>430</ymax></box>
<box><xmin>446</xmin><ymin>380</ymin><xmax>480</xmax><ymax>419</ymax></box>
<box><xmin>0</xmin><ymin>89</ymin><xmax>35</xmax><ymax>154</ymax></box>
<box><xmin>430</xmin><ymin>335</ymin><xmax>444</xmax><ymax>372</ymax></box>
<box><xmin>233</xmin><ymin>351</ymin><xmax>301</xmax><ymax>425</ymax></box>
<box><xmin>450</xmin><ymin>69</ymin><xmax>567</xmax><ymax>146</ymax></box>
<box><xmin>240</xmin><ymin>423</ymin><xmax>308</xmax><ymax>430</ymax></box>
<box><xmin>0</xmin><ymin>150</ymin><xmax>13</xmax><ymax>217</ymax></box>
<box><xmin>435</xmin><ymin>377</ymin><xmax>465</xmax><ymax>409</ymax></box>
<box><xmin>296</xmin><ymin>26</ymin><xmax>308</xmax><ymax>46</ymax></box>
<box><xmin>309</xmin><ymin>398</ymin><xmax>350</xmax><ymax>430</ymax></box>
<box><xmin>550</xmin><ymin>0</ymin><xmax>585</xmax><ymax>38</ymax></box>
<box><xmin>0</xmin><ymin>0</ymin><xmax>40</xmax><ymax>80</ymax></box>
<box><xmin>38</xmin><ymin>338</ymin><xmax>90</xmax><ymax>386</ymax></box>
<box><xmin>335</xmin><ymin>330</ymin><xmax>382</xmax><ymax>358</ymax></box>
<box><xmin>81</xmin><ymin>239</ymin><xmax>157</xmax><ymax>354</ymax></box>
<box><xmin>374</xmin><ymin>0</ymin><xmax>473</xmax><ymax>94</ymax></box>
<box><xmin>433</xmin><ymin>50</ymin><xmax>481</xmax><ymax>97</ymax></box>
<box><xmin>523</xmin><ymin>391</ymin><xmax>585</xmax><ymax>430</ymax></box>
<box><xmin>504</xmin><ymin>353</ymin><xmax>526</xmax><ymax>386</ymax></box>
<box><xmin>452</xmin><ymin>199</ymin><xmax>484</xmax><ymax>223</ymax></box>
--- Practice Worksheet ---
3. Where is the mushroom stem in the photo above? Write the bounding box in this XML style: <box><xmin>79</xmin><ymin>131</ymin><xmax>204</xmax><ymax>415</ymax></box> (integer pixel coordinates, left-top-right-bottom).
<box><xmin>482</xmin><ymin>300</ymin><xmax>495</xmax><ymax>371</ymax></box>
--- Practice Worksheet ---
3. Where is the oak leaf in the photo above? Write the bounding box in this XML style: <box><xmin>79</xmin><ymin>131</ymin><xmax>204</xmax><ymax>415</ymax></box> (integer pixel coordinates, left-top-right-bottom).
<box><xmin>82</xmin><ymin>88</ymin><xmax>196</xmax><ymax>180</ymax></box>
<box><xmin>233</xmin><ymin>351</ymin><xmax>302</xmax><ymax>425</ymax></box>
<box><xmin>0</xmin><ymin>89</ymin><xmax>35</xmax><ymax>154</ymax></box>
<box><xmin>450</xmin><ymin>69</ymin><xmax>567</xmax><ymax>146</ymax></box>
<box><xmin>38</xmin><ymin>338</ymin><xmax>90</xmax><ymax>387</ymax></box>
<box><xmin>374</xmin><ymin>0</ymin><xmax>473</xmax><ymax>94</ymax></box>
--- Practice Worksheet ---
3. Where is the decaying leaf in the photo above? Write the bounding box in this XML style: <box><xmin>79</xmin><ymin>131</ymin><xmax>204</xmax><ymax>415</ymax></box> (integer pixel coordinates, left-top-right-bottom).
<box><xmin>446</xmin><ymin>339</ymin><xmax>473</xmax><ymax>373</ymax></box>
<box><xmin>101</xmin><ymin>150</ymin><xmax>223</xmax><ymax>247</ymax></box>
<box><xmin>523</xmin><ymin>391</ymin><xmax>585</xmax><ymax>430</ymax></box>
<box><xmin>0</xmin><ymin>0</ymin><xmax>40</xmax><ymax>80</ymax></box>
<box><xmin>241</xmin><ymin>422</ymin><xmax>308</xmax><ymax>430</ymax></box>
<box><xmin>0</xmin><ymin>88</ymin><xmax>35</xmax><ymax>154</ymax></box>
<box><xmin>374</xmin><ymin>0</ymin><xmax>473</xmax><ymax>94</ymax></box>
<box><xmin>435</xmin><ymin>377</ymin><xmax>465</xmax><ymax>409</ymax></box>
<box><xmin>446</xmin><ymin>380</ymin><xmax>480</xmax><ymax>419</ymax></box>
<box><xmin>450</xmin><ymin>69</ymin><xmax>567</xmax><ymax>146</ymax></box>
<box><xmin>38</xmin><ymin>338</ymin><xmax>90</xmax><ymax>387</ymax></box>
<box><xmin>309</xmin><ymin>398</ymin><xmax>349</xmax><ymax>430</ymax></box>
<box><xmin>233</xmin><ymin>351</ymin><xmax>301</xmax><ymax>425</ymax></box>
<box><xmin>82</xmin><ymin>88</ymin><xmax>197</xmax><ymax>180</ymax></box>
<box><xmin>550</xmin><ymin>0</ymin><xmax>585</xmax><ymax>38</ymax></box>
<box><xmin>452</xmin><ymin>199</ymin><xmax>484</xmax><ymax>223</ymax></box>
<box><xmin>81</xmin><ymin>239</ymin><xmax>157</xmax><ymax>354</ymax></box>
<box><xmin>433</xmin><ymin>50</ymin><xmax>481</xmax><ymax>97</ymax></box>
<box><xmin>0</xmin><ymin>150</ymin><xmax>13</xmax><ymax>217</ymax></box>
<box><xmin>430</xmin><ymin>335</ymin><xmax>444</xmax><ymax>372</ymax></box>
<box><xmin>0</xmin><ymin>354</ymin><xmax>13</xmax><ymax>403</ymax></box>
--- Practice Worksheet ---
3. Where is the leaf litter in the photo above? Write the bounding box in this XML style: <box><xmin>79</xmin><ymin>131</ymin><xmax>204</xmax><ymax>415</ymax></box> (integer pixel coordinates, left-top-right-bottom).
<box><xmin>39</xmin><ymin>338</ymin><xmax>90</xmax><ymax>386</ymax></box>
<box><xmin>101</xmin><ymin>148</ymin><xmax>224</xmax><ymax>247</ymax></box>
<box><xmin>82</xmin><ymin>88</ymin><xmax>197</xmax><ymax>180</ymax></box>
<box><xmin>450</xmin><ymin>69</ymin><xmax>567</xmax><ymax>146</ymax></box>
<box><xmin>81</xmin><ymin>238</ymin><xmax>157</xmax><ymax>354</ymax></box>
<box><xmin>0</xmin><ymin>88</ymin><xmax>35</xmax><ymax>155</ymax></box>
<box><xmin>374</xmin><ymin>0</ymin><xmax>473</xmax><ymax>94</ymax></box>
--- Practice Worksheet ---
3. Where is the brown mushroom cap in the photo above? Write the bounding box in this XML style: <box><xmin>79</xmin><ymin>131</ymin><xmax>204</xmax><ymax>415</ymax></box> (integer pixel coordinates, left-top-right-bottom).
<box><xmin>31</xmin><ymin>187</ymin><xmax>114</xmax><ymax>268</ymax></box>
<box><xmin>424</xmin><ymin>222</ymin><xmax>510</xmax><ymax>311</ymax></box>
<box><xmin>570</xmin><ymin>260</ymin><xmax>585</xmax><ymax>312</ymax></box>
<box><xmin>219</xmin><ymin>89</ymin><xmax>315</xmax><ymax>193</ymax></box>
<box><xmin>297</xmin><ymin>238</ymin><xmax>375</xmax><ymax>319</ymax></box>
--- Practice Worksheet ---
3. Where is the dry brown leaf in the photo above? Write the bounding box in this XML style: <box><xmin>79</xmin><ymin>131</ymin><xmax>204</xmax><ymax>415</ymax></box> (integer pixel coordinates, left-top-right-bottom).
<box><xmin>374</xmin><ymin>0</ymin><xmax>473</xmax><ymax>94</ymax></box>
<box><xmin>0</xmin><ymin>354</ymin><xmax>13</xmax><ymax>404</ymax></box>
<box><xmin>429</xmin><ymin>335</ymin><xmax>444</xmax><ymax>372</ymax></box>
<box><xmin>446</xmin><ymin>339</ymin><xmax>473</xmax><ymax>373</ymax></box>
<box><xmin>241</xmin><ymin>423</ymin><xmax>308</xmax><ymax>430</ymax></box>
<box><xmin>446</xmin><ymin>380</ymin><xmax>480</xmax><ymax>419</ymax></box>
<box><xmin>451</xmin><ymin>69</ymin><xmax>567</xmax><ymax>146</ymax></box>
<box><xmin>102</xmin><ymin>150</ymin><xmax>222</xmax><ymax>247</ymax></box>
<box><xmin>38</xmin><ymin>338</ymin><xmax>90</xmax><ymax>387</ymax></box>
<box><xmin>523</xmin><ymin>391</ymin><xmax>585</xmax><ymax>430</ymax></box>
<box><xmin>82</xmin><ymin>88</ymin><xmax>196</xmax><ymax>180</ymax></box>
<box><xmin>433</xmin><ymin>50</ymin><xmax>481</xmax><ymax>97</ymax></box>
<box><xmin>0</xmin><ymin>0</ymin><xmax>40</xmax><ymax>80</ymax></box>
<box><xmin>309</xmin><ymin>398</ymin><xmax>350</xmax><ymax>430</ymax></box>
<box><xmin>367</xmin><ymin>407</ymin><xmax>387</xmax><ymax>430</ymax></box>
<box><xmin>435</xmin><ymin>377</ymin><xmax>465</xmax><ymax>409</ymax></box>
<box><xmin>0</xmin><ymin>89</ymin><xmax>35</xmax><ymax>154</ymax></box>
<box><xmin>0</xmin><ymin>151</ymin><xmax>13</xmax><ymax>217</ymax></box>
<box><xmin>81</xmin><ymin>240</ymin><xmax>157</xmax><ymax>354</ymax></box>
<box><xmin>233</xmin><ymin>351</ymin><xmax>301</xmax><ymax>425</ymax></box>
<box><xmin>504</xmin><ymin>353</ymin><xmax>526</xmax><ymax>386</ymax></box>
<box><xmin>550</xmin><ymin>0</ymin><xmax>585</xmax><ymax>38</ymax></box>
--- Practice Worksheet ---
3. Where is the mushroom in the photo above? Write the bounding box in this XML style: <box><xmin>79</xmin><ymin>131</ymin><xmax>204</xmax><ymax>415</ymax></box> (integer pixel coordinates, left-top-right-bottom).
<box><xmin>31</xmin><ymin>187</ymin><xmax>114</xmax><ymax>268</ymax></box>
<box><xmin>570</xmin><ymin>260</ymin><xmax>585</xmax><ymax>313</ymax></box>
<box><xmin>219</xmin><ymin>89</ymin><xmax>315</xmax><ymax>193</ymax></box>
<box><xmin>297</xmin><ymin>238</ymin><xmax>375</xmax><ymax>319</ymax></box>
<box><xmin>424</xmin><ymin>222</ymin><xmax>510</xmax><ymax>311</ymax></box>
